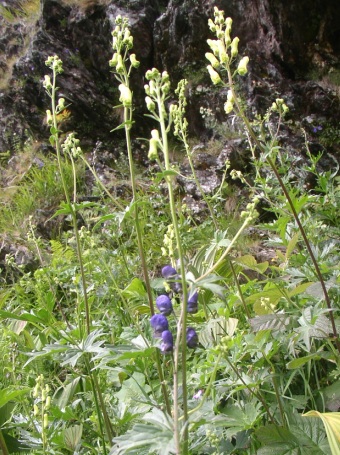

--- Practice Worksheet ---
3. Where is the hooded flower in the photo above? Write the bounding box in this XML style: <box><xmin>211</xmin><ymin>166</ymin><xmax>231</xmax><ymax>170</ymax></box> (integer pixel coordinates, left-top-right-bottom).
<box><xmin>150</xmin><ymin>314</ymin><xmax>169</xmax><ymax>337</ymax></box>
<box><xmin>160</xmin><ymin>330</ymin><xmax>173</xmax><ymax>353</ymax></box>
<box><xmin>186</xmin><ymin>327</ymin><xmax>199</xmax><ymax>348</ymax></box>
<box><xmin>156</xmin><ymin>295</ymin><xmax>173</xmax><ymax>316</ymax></box>
<box><xmin>161</xmin><ymin>265</ymin><xmax>177</xmax><ymax>279</ymax></box>
<box><xmin>187</xmin><ymin>291</ymin><xmax>198</xmax><ymax>314</ymax></box>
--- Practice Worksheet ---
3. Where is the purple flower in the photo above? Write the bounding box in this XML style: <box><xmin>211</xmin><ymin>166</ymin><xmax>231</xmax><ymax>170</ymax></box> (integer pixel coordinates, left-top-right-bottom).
<box><xmin>156</xmin><ymin>295</ymin><xmax>173</xmax><ymax>316</ymax></box>
<box><xmin>193</xmin><ymin>389</ymin><xmax>203</xmax><ymax>400</ymax></box>
<box><xmin>161</xmin><ymin>265</ymin><xmax>177</xmax><ymax>279</ymax></box>
<box><xmin>186</xmin><ymin>327</ymin><xmax>199</xmax><ymax>348</ymax></box>
<box><xmin>160</xmin><ymin>330</ymin><xmax>173</xmax><ymax>353</ymax></box>
<box><xmin>150</xmin><ymin>314</ymin><xmax>169</xmax><ymax>337</ymax></box>
<box><xmin>312</xmin><ymin>125</ymin><xmax>322</xmax><ymax>133</ymax></box>
<box><xmin>187</xmin><ymin>291</ymin><xmax>198</xmax><ymax>314</ymax></box>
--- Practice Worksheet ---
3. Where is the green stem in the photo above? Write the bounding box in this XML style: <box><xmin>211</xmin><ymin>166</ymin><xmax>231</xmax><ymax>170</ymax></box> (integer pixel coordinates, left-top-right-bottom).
<box><xmin>227</xmin><ymin>70</ymin><xmax>340</xmax><ymax>356</ymax></box>
<box><xmin>50</xmin><ymin>67</ymin><xmax>91</xmax><ymax>336</ymax></box>
<box><xmin>84</xmin><ymin>356</ymin><xmax>108</xmax><ymax>454</ymax></box>
<box><xmin>196</xmin><ymin>216</ymin><xmax>251</xmax><ymax>284</ymax></box>
<box><xmin>0</xmin><ymin>430</ymin><xmax>9</xmax><ymax>455</ymax></box>
<box><xmin>157</xmin><ymin>89</ymin><xmax>189</xmax><ymax>454</ymax></box>
<box><xmin>229</xmin><ymin>259</ymin><xmax>251</xmax><ymax>319</ymax></box>
<box><xmin>122</xmin><ymin>104</ymin><xmax>172</xmax><ymax>416</ymax></box>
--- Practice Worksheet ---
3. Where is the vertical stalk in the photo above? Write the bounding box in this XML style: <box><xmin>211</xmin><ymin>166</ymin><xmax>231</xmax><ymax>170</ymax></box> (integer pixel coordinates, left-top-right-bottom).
<box><xmin>0</xmin><ymin>431</ymin><xmax>9</xmax><ymax>455</ymax></box>
<box><xmin>50</xmin><ymin>65</ymin><xmax>91</xmax><ymax>336</ymax></box>
<box><xmin>123</xmin><ymin>105</ymin><xmax>172</xmax><ymax>416</ymax></box>
<box><xmin>157</xmin><ymin>88</ymin><xmax>189</xmax><ymax>454</ymax></box>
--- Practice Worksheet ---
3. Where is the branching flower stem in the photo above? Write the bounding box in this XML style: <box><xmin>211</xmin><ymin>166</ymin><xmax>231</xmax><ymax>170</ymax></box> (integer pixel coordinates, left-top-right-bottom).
<box><xmin>228</xmin><ymin>77</ymin><xmax>340</xmax><ymax>356</ymax></box>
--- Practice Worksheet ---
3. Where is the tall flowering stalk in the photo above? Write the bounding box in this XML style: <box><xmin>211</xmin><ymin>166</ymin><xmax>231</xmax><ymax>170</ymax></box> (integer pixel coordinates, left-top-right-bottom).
<box><xmin>205</xmin><ymin>6</ymin><xmax>340</xmax><ymax>355</ymax></box>
<box><xmin>44</xmin><ymin>57</ymin><xmax>114</xmax><ymax>453</ymax></box>
<box><xmin>144</xmin><ymin>69</ymin><xmax>190</xmax><ymax>454</ymax></box>
<box><xmin>109</xmin><ymin>16</ymin><xmax>155</xmax><ymax>313</ymax></box>
<box><xmin>110</xmin><ymin>17</ymin><xmax>171</xmax><ymax>416</ymax></box>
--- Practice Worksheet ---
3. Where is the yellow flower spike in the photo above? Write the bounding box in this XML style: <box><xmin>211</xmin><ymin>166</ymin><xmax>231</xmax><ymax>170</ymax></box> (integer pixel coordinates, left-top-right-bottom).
<box><xmin>207</xmin><ymin>65</ymin><xmax>221</xmax><ymax>85</ymax></box>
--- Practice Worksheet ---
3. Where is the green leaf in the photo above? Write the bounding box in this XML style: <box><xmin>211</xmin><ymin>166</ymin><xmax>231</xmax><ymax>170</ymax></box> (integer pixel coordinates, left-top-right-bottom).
<box><xmin>287</xmin><ymin>353</ymin><xmax>321</xmax><ymax>370</ymax></box>
<box><xmin>256</xmin><ymin>413</ymin><xmax>331</xmax><ymax>455</ymax></box>
<box><xmin>250</xmin><ymin>313</ymin><xmax>291</xmax><ymax>333</ymax></box>
<box><xmin>0</xmin><ymin>387</ymin><xmax>30</xmax><ymax>409</ymax></box>
<box><xmin>110</xmin><ymin>408</ymin><xmax>175</xmax><ymax>455</ymax></box>
<box><xmin>64</xmin><ymin>424</ymin><xmax>83</xmax><ymax>451</ymax></box>
<box><xmin>154</xmin><ymin>170</ymin><xmax>178</xmax><ymax>183</ymax></box>
<box><xmin>199</xmin><ymin>317</ymin><xmax>238</xmax><ymax>348</ymax></box>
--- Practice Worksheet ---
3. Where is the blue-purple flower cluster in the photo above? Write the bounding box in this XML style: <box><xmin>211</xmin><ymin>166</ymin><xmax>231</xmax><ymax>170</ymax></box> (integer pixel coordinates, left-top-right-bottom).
<box><xmin>150</xmin><ymin>265</ymin><xmax>199</xmax><ymax>354</ymax></box>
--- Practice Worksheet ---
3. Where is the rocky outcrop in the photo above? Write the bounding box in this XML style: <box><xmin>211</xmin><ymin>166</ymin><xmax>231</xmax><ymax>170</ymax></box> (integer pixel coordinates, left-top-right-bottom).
<box><xmin>0</xmin><ymin>0</ymin><xmax>339</xmax><ymax>155</ymax></box>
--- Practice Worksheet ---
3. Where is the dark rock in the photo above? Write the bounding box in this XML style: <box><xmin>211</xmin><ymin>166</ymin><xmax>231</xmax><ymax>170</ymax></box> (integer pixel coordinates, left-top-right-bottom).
<box><xmin>0</xmin><ymin>0</ymin><xmax>339</xmax><ymax>159</ymax></box>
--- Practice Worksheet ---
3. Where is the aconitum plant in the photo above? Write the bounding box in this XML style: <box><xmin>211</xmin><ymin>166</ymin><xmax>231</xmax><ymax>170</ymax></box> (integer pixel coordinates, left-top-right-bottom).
<box><xmin>150</xmin><ymin>314</ymin><xmax>169</xmax><ymax>337</ymax></box>
<box><xmin>160</xmin><ymin>330</ymin><xmax>174</xmax><ymax>353</ymax></box>
<box><xmin>156</xmin><ymin>294</ymin><xmax>173</xmax><ymax>316</ymax></box>
<box><xmin>187</xmin><ymin>291</ymin><xmax>199</xmax><ymax>314</ymax></box>
<box><xmin>186</xmin><ymin>327</ymin><xmax>199</xmax><ymax>349</ymax></box>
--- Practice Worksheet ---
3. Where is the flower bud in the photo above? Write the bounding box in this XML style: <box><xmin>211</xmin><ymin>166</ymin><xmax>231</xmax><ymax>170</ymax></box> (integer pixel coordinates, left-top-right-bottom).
<box><xmin>237</xmin><ymin>56</ymin><xmax>249</xmax><ymax>76</ymax></box>
<box><xmin>227</xmin><ymin>89</ymin><xmax>234</xmax><ymax>103</ymax></box>
<box><xmin>118</xmin><ymin>83</ymin><xmax>132</xmax><ymax>107</ymax></box>
<box><xmin>43</xmin><ymin>75</ymin><xmax>52</xmax><ymax>90</ymax></box>
<box><xmin>161</xmin><ymin>265</ymin><xmax>177</xmax><ymax>278</ymax></box>
<box><xmin>150</xmin><ymin>314</ymin><xmax>169</xmax><ymax>337</ymax></box>
<box><xmin>148</xmin><ymin>138</ymin><xmax>159</xmax><ymax>160</ymax></box>
<box><xmin>230</xmin><ymin>37</ymin><xmax>239</xmax><ymax>57</ymax></box>
<box><xmin>205</xmin><ymin>52</ymin><xmax>219</xmax><ymax>68</ymax></box>
<box><xmin>43</xmin><ymin>413</ymin><xmax>49</xmax><ymax>429</ymax></box>
<box><xmin>116</xmin><ymin>55</ymin><xmax>124</xmax><ymax>73</ymax></box>
<box><xmin>46</xmin><ymin>110</ymin><xmax>53</xmax><ymax>125</ymax></box>
<box><xmin>207</xmin><ymin>65</ymin><xmax>221</xmax><ymax>85</ymax></box>
<box><xmin>187</xmin><ymin>291</ymin><xmax>198</xmax><ymax>314</ymax></box>
<box><xmin>207</xmin><ymin>39</ymin><xmax>220</xmax><ymax>56</ymax></box>
<box><xmin>217</xmin><ymin>41</ymin><xmax>229</xmax><ymax>64</ymax></box>
<box><xmin>57</xmin><ymin>98</ymin><xmax>65</xmax><ymax>110</ymax></box>
<box><xmin>145</xmin><ymin>96</ymin><xmax>155</xmax><ymax>112</ymax></box>
<box><xmin>186</xmin><ymin>327</ymin><xmax>199</xmax><ymax>348</ymax></box>
<box><xmin>109</xmin><ymin>52</ymin><xmax>119</xmax><ymax>67</ymax></box>
<box><xmin>208</xmin><ymin>18</ymin><xmax>216</xmax><ymax>32</ymax></box>
<box><xmin>33</xmin><ymin>404</ymin><xmax>39</xmax><ymax>416</ymax></box>
<box><xmin>156</xmin><ymin>295</ymin><xmax>173</xmax><ymax>316</ymax></box>
<box><xmin>160</xmin><ymin>330</ymin><xmax>173</xmax><ymax>353</ymax></box>
<box><xmin>161</xmin><ymin>81</ymin><xmax>171</xmax><ymax>95</ymax></box>
<box><xmin>45</xmin><ymin>396</ymin><xmax>51</xmax><ymax>410</ymax></box>
<box><xmin>129</xmin><ymin>54</ymin><xmax>140</xmax><ymax>68</ymax></box>
<box><xmin>224</xmin><ymin>100</ymin><xmax>234</xmax><ymax>114</ymax></box>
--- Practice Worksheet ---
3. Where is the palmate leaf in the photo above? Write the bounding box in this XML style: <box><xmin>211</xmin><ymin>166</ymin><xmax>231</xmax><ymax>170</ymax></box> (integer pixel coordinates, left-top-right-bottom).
<box><xmin>249</xmin><ymin>313</ymin><xmax>291</xmax><ymax>333</ymax></box>
<box><xmin>256</xmin><ymin>413</ymin><xmax>331</xmax><ymax>455</ymax></box>
<box><xmin>110</xmin><ymin>408</ymin><xmax>175</xmax><ymax>455</ymax></box>
<box><xmin>303</xmin><ymin>412</ymin><xmax>340</xmax><ymax>455</ymax></box>
<box><xmin>199</xmin><ymin>317</ymin><xmax>238</xmax><ymax>348</ymax></box>
<box><xmin>64</xmin><ymin>424</ymin><xmax>83</xmax><ymax>451</ymax></box>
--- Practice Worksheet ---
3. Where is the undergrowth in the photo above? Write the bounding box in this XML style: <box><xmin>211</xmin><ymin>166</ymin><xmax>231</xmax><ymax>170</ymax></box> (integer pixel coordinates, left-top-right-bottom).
<box><xmin>0</xmin><ymin>6</ymin><xmax>340</xmax><ymax>455</ymax></box>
